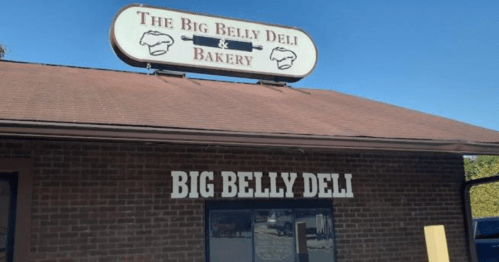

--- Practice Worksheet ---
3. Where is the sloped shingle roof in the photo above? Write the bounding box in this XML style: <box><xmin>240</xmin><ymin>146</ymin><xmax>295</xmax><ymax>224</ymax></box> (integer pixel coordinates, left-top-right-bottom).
<box><xmin>1</xmin><ymin>60</ymin><xmax>498</xmax><ymax>154</ymax></box>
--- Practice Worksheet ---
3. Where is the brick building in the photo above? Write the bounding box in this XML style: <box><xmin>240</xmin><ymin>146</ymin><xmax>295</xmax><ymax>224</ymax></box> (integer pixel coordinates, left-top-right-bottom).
<box><xmin>1</xmin><ymin>60</ymin><xmax>499</xmax><ymax>262</ymax></box>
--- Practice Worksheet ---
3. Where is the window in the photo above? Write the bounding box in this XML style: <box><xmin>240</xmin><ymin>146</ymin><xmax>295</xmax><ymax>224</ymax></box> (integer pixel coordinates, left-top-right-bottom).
<box><xmin>0</xmin><ymin>173</ymin><xmax>18</xmax><ymax>262</ymax></box>
<box><xmin>0</xmin><ymin>158</ymin><xmax>33</xmax><ymax>262</ymax></box>
<box><xmin>206</xmin><ymin>200</ymin><xmax>335</xmax><ymax>262</ymax></box>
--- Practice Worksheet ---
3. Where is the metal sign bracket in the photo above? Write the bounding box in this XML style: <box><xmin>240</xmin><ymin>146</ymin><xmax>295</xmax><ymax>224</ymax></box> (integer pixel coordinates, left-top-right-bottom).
<box><xmin>154</xmin><ymin>69</ymin><xmax>186</xmax><ymax>78</ymax></box>
<box><xmin>257</xmin><ymin>80</ymin><xmax>287</xmax><ymax>87</ymax></box>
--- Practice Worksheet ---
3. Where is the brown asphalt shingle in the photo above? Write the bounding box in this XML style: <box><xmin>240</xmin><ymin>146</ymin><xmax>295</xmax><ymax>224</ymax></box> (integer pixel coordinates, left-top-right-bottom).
<box><xmin>1</xmin><ymin>60</ymin><xmax>498</xmax><ymax>143</ymax></box>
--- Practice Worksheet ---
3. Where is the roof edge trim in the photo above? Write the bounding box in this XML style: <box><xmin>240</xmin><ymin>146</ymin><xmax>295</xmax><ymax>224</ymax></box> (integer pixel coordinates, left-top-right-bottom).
<box><xmin>0</xmin><ymin>120</ymin><xmax>498</xmax><ymax>155</ymax></box>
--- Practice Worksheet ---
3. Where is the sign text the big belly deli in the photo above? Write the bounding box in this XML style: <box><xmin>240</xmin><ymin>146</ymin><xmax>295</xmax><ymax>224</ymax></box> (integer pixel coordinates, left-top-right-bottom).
<box><xmin>171</xmin><ymin>171</ymin><xmax>353</xmax><ymax>199</ymax></box>
<box><xmin>110</xmin><ymin>4</ymin><xmax>317</xmax><ymax>82</ymax></box>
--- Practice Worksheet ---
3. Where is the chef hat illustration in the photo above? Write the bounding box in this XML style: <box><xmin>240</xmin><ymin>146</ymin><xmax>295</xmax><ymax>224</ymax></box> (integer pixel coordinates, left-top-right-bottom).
<box><xmin>270</xmin><ymin>47</ymin><xmax>297</xmax><ymax>70</ymax></box>
<box><xmin>139</xmin><ymin>30</ymin><xmax>174</xmax><ymax>56</ymax></box>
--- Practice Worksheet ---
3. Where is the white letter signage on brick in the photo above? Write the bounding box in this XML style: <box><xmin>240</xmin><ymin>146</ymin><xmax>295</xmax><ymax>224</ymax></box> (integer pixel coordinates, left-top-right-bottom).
<box><xmin>110</xmin><ymin>4</ymin><xmax>318</xmax><ymax>82</ymax></box>
<box><xmin>171</xmin><ymin>171</ymin><xmax>188</xmax><ymax>198</ymax></box>
<box><xmin>170</xmin><ymin>171</ymin><xmax>354</xmax><ymax>199</ymax></box>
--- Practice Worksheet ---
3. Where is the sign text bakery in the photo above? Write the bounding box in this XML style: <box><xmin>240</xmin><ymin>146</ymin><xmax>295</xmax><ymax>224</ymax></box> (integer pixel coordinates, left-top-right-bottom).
<box><xmin>110</xmin><ymin>4</ymin><xmax>318</xmax><ymax>82</ymax></box>
<box><xmin>171</xmin><ymin>171</ymin><xmax>353</xmax><ymax>199</ymax></box>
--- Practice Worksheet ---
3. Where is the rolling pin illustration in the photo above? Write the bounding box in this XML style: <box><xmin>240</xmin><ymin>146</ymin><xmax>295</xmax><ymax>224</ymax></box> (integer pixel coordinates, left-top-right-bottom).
<box><xmin>181</xmin><ymin>35</ymin><xmax>263</xmax><ymax>52</ymax></box>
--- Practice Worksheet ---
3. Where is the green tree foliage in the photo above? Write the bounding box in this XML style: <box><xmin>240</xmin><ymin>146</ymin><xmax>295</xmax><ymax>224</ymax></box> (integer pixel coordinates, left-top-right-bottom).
<box><xmin>465</xmin><ymin>155</ymin><xmax>499</xmax><ymax>180</ymax></box>
<box><xmin>465</xmin><ymin>155</ymin><xmax>499</xmax><ymax>217</ymax></box>
<box><xmin>0</xmin><ymin>43</ymin><xmax>6</xmax><ymax>59</ymax></box>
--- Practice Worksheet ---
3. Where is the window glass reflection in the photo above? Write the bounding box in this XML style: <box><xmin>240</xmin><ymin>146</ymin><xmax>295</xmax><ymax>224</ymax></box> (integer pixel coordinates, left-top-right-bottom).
<box><xmin>295</xmin><ymin>209</ymin><xmax>334</xmax><ymax>262</ymax></box>
<box><xmin>206</xmin><ymin>202</ymin><xmax>335</xmax><ymax>262</ymax></box>
<box><xmin>254</xmin><ymin>209</ymin><xmax>294</xmax><ymax>262</ymax></box>
<box><xmin>0</xmin><ymin>180</ymin><xmax>11</xmax><ymax>262</ymax></box>
<box><xmin>209</xmin><ymin>210</ymin><xmax>252</xmax><ymax>262</ymax></box>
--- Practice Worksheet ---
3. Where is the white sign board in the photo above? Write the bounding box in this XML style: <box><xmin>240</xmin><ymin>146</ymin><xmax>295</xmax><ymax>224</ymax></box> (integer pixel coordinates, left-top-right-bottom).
<box><xmin>110</xmin><ymin>4</ymin><xmax>318</xmax><ymax>82</ymax></box>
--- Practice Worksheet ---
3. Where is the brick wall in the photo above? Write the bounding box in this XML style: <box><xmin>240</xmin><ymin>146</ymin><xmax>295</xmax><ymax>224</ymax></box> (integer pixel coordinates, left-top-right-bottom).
<box><xmin>0</xmin><ymin>139</ymin><xmax>468</xmax><ymax>262</ymax></box>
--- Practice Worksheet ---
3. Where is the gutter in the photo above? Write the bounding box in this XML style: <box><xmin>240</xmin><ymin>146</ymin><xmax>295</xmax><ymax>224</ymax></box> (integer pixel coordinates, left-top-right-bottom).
<box><xmin>462</xmin><ymin>175</ymin><xmax>499</xmax><ymax>262</ymax></box>
<box><xmin>1</xmin><ymin>120</ymin><xmax>499</xmax><ymax>154</ymax></box>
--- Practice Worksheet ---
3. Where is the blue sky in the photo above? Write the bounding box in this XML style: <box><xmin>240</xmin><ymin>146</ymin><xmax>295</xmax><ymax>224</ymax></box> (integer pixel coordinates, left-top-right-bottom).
<box><xmin>1</xmin><ymin>0</ymin><xmax>498</xmax><ymax>131</ymax></box>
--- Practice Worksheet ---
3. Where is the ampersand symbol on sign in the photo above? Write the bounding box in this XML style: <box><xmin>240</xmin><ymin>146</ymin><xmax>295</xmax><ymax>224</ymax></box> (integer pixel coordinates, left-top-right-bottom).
<box><xmin>218</xmin><ymin>39</ymin><xmax>228</xmax><ymax>49</ymax></box>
